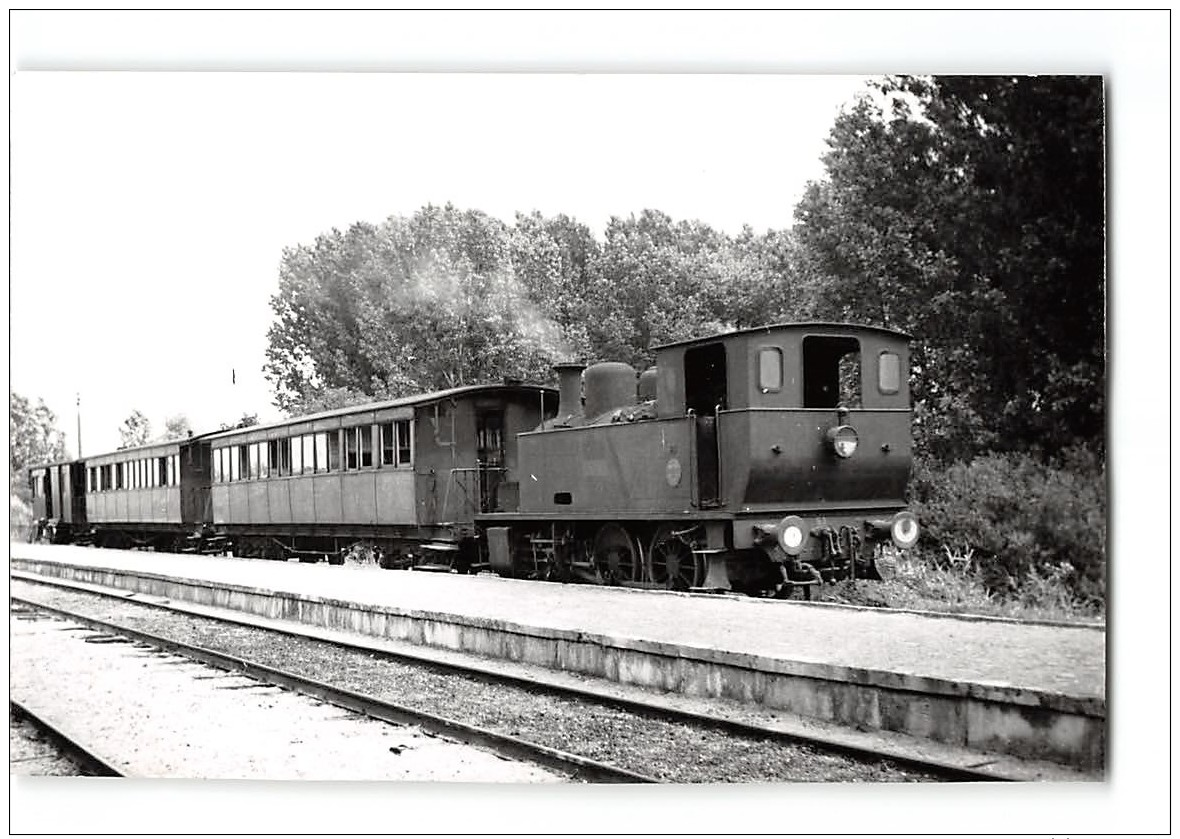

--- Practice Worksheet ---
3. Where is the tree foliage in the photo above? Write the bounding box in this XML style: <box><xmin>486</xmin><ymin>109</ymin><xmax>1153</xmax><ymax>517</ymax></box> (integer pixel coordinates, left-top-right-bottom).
<box><xmin>160</xmin><ymin>414</ymin><xmax>193</xmax><ymax>441</ymax></box>
<box><xmin>10</xmin><ymin>391</ymin><xmax>67</xmax><ymax>482</ymax></box>
<box><xmin>265</xmin><ymin>205</ymin><xmax>577</xmax><ymax>414</ymax></box>
<box><xmin>118</xmin><ymin>410</ymin><xmax>152</xmax><ymax>449</ymax></box>
<box><xmin>792</xmin><ymin>75</ymin><xmax>1105</xmax><ymax>460</ymax></box>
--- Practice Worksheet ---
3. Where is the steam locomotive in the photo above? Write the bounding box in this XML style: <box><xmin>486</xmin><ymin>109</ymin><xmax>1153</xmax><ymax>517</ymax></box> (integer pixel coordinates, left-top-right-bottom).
<box><xmin>26</xmin><ymin>322</ymin><xmax>919</xmax><ymax>598</ymax></box>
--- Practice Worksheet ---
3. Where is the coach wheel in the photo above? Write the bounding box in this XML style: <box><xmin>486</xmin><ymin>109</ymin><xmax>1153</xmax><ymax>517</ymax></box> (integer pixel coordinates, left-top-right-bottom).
<box><xmin>648</xmin><ymin>525</ymin><xmax>704</xmax><ymax>590</ymax></box>
<box><xmin>593</xmin><ymin>523</ymin><xmax>641</xmax><ymax>584</ymax></box>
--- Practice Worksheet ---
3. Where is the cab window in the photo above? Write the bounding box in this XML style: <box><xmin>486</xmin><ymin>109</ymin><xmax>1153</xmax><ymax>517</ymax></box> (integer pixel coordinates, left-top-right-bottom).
<box><xmin>803</xmin><ymin>336</ymin><xmax>862</xmax><ymax>408</ymax></box>
<box><xmin>879</xmin><ymin>351</ymin><xmax>901</xmax><ymax>394</ymax></box>
<box><xmin>757</xmin><ymin>347</ymin><xmax>783</xmax><ymax>393</ymax></box>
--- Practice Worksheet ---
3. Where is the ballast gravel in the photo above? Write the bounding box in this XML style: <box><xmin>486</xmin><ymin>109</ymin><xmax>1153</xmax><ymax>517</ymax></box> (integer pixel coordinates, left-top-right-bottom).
<box><xmin>11</xmin><ymin>580</ymin><xmax>941</xmax><ymax>782</ymax></box>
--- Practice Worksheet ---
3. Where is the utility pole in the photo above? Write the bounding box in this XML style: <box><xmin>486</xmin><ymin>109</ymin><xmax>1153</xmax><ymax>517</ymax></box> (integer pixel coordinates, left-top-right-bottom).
<box><xmin>76</xmin><ymin>393</ymin><xmax>83</xmax><ymax>458</ymax></box>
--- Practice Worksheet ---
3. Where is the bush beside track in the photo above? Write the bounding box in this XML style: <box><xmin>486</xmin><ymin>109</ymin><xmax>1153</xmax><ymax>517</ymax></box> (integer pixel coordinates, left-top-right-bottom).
<box><xmin>822</xmin><ymin>444</ymin><xmax>1106</xmax><ymax>623</ymax></box>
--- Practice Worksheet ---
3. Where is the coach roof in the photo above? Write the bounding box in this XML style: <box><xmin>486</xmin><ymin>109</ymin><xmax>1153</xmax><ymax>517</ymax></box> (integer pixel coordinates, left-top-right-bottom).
<box><xmin>204</xmin><ymin>382</ymin><xmax>556</xmax><ymax>442</ymax></box>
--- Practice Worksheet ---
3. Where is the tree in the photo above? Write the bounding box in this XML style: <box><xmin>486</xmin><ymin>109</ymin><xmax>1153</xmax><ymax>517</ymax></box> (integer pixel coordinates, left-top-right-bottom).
<box><xmin>264</xmin><ymin>204</ymin><xmax>576</xmax><ymax>414</ymax></box>
<box><xmin>118</xmin><ymin>410</ymin><xmax>152</xmax><ymax>449</ymax></box>
<box><xmin>791</xmin><ymin>76</ymin><xmax>1105</xmax><ymax>460</ymax></box>
<box><xmin>219</xmin><ymin>413</ymin><xmax>260</xmax><ymax>431</ymax></box>
<box><xmin>10</xmin><ymin>391</ymin><xmax>67</xmax><ymax>487</ymax></box>
<box><xmin>583</xmin><ymin>210</ymin><xmax>756</xmax><ymax>369</ymax></box>
<box><xmin>160</xmin><ymin>414</ymin><xmax>193</xmax><ymax>441</ymax></box>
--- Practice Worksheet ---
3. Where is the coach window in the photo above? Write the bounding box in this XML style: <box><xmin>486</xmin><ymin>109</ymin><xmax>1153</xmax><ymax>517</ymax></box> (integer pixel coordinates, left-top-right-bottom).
<box><xmin>116</xmin><ymin>462</ymin><xmax>125</xmax><ymax>490</ymax></box>
<box><xmin>150</xmin><ymin>458</ymin><xmax>158</xmax><ymax>487</ymax></box>
<box><xmin>259</xmin><ymin>442</ymin><xmax>270</xmax><ymax>478</ymax></box>
<box><xmin>879</xmin><ymin>351</ymin><xmax>901</xmax><ymax>395</ymax></box>
<box><xmin>757</xmin><ymin>347</ymin><xmax>784</xmax><ymax>393</ymax></box>
<box><xmin>345</xmin><ymin>427</ymin><xmax>359</xmax><ymax>470</ymax></box>
<box><xmin>327</xmin><ymin>431</ymin><xmax>342</xmax><ymax>472</ymax></box>
<box><xmin>232</xmin><ymin>445</ymin><xmax>244</xmax><ymax>481</ymax></box>
<box><xmin>802</xmin><ymin>336</ymin><xmax>862</xmax><ymax>409</ymax></box>
<box><xmin>379</xmin><ymin>423</ymin><xmax>394</xmax><ymax>466</ymax></box>
<box><xmin>212</xmin><ymin>449</ymin><xmax>222</xmax><ymax>482</ymax></box>
<box><xmin>313</xmin><ymin>433</ymin><xmax>329</xmax><ymax>473</ymax></box>
<box><xmin>276</xmin><ymin>439</ymin><xmax>289</xmax><ymax>476</ymax></box>
<box><xmin>295</xmin><ymin>436</ymin><xmax>309</xmax><ymax>476</ymax></box>
<box><xmin>170</xmin><ymin>455</ymin><xmax>178</xmax><ymax>486</ymax></box>
<box><xmin>249</xmin><ymin>443</ymin><xmax>261</xmax><ymax>480</ymax></box>
<box><xmin>359</xmin><ymin>426</ymin><xmax>373</xmax><ymax>468</ymax></box>
<box><xmin>159</xmin><ymin>456</ymin><xmax>169</xmax><ymax>486</ymax></box>
<box><xmin>396</xmin><ymin>420</ymin><xmax>413</xmax><ymax>466</ymax></box>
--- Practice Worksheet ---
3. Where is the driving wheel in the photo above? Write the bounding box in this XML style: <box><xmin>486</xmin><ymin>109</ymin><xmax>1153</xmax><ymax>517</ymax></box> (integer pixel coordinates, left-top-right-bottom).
<box><xmin>648</xmin><ymin>524</ymin><xmax>705</xmax><ymax>590</ymax></box>
<box><xmin>593</xmin><ymin>522</ymin><xmax>641</xmax><ymax>584</ymax></box>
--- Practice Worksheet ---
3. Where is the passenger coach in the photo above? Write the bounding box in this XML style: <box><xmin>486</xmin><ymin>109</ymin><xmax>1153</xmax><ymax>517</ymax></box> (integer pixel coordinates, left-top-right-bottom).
<box><xmin>206</xmin><ymin>383</ymin><xmax>557</xmax><ymax>567</ymax></box>
<box><xmin>84</xmin><ymin>435</ymin><xmax>215</xmax><ymax>550</ymax></box>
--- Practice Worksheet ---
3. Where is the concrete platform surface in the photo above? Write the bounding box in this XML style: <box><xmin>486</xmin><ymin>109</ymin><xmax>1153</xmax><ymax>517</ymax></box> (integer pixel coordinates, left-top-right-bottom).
<box><xmin>9</xmin><ymin>543</ymin><xmax>1105</xmax><ymax>707</ymax></box>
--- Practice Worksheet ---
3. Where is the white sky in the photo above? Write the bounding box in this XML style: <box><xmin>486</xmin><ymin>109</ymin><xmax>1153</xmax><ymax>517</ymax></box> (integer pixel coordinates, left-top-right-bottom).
<box><xmin>5</xmin><ymin>9</ymin><xmax>1173</xmax><ymax>838</ymax></box>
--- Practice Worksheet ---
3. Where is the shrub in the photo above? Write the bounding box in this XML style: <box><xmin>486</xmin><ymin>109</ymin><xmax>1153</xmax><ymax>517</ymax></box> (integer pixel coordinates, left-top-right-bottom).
<box><xmin>10</xmin><ymin>492</ymin><xmax>34</xmax><ymax>541</ymax></box>
<box><xmin>909</xmin><ymin>444</ymin><xmax>1106</xmax><ymax>610</ymax></box>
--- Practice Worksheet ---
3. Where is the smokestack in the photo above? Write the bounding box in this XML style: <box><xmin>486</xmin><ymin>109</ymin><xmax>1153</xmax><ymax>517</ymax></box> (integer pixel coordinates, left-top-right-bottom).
<box><xmin>553</xmin><ymin>362</ymin><xmax>586</xmax><ymax>424</ymax></box>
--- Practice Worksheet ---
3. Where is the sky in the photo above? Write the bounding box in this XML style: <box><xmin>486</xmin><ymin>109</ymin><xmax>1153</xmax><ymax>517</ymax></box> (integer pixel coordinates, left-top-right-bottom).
<box><xmin>11</xmin><ymin>71</ymin><xmax>872</xmax><ymax>455</ymax></box>
<box><xmin>6</xmin><ymin>9</ymin><xmax>1173</xmax><ymax>837</ymax></box>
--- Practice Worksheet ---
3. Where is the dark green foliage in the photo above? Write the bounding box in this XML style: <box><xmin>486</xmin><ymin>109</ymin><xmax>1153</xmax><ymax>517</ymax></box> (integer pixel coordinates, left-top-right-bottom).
<box><xmin>909</xmin><ymin>446</ymin><xmax>1106</xmax><ymax>607</ymax></box>
<box><xmin>118</xmin><ymin>410</ymin><xmax>152</xmax><ymax>449</ymax></box>
<box><xmin>264</xmin><ymin>204</ymin><xmax>787</xmax><ymax>414</ymax></box>
<box><xmin>10</xmin><ymin>391</ymin><xmax>67</xmax><ymax>485</ymax></box>
<box><xmin>160</xmin><ymin>414</ymin><xmax>193</xmax><ymax>441</ymax></box>
<box><xmin>264</xmin><ymin>204</ymin><xmax>574</xmax><ymax>414</ymax></box>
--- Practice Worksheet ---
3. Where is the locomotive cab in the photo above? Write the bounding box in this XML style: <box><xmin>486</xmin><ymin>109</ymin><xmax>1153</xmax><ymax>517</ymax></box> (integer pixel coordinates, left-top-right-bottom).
<box><xmin>654</xmin><ymin>323</ymin><xmax>919</xmax><ymax>590</ymax></box>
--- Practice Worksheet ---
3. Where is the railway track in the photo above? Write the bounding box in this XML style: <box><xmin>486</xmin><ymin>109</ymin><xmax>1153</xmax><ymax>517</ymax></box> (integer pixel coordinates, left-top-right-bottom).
<box><xmin>10</xmin><ymin>700</ymin><xmax>123</xmax><ymax>777</ymax></box>
<box><xmin>11</xmin><ymin>575</ymin><xmax>1017</xmax><ymax>781</ymax></box>
<box><xmin>10</xmin><ymin>597</ymin><xmax>652</xmax><ymax>783</ymax></box>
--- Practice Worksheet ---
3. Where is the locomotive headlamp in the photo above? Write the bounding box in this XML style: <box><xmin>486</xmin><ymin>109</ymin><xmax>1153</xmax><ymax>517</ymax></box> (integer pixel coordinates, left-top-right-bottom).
<box><xmin>826</xmin><ymin>425</ymin><xmax>859</xmax><ymax>458</ymax></box>
<box><xmin>890</xmin><ymin>511</ymin><xmax>920</xmax><ymax>549</ymax></box>
<box><xmin>777</xmin><ymin>515</ymin><xmax>806</xmax><ymax>556</ymax></box>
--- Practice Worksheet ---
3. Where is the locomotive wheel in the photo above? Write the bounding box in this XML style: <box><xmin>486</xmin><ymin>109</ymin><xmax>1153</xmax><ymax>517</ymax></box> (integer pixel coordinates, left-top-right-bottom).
<box><xmin>648</xmin><ymin>525</ymin><xmax>704</xmax><ymax>590</ymax></box>
<box><xmin>593</xmin><ymin>523</ymin><xmax>641</xmax><ymax>584</ymax></box>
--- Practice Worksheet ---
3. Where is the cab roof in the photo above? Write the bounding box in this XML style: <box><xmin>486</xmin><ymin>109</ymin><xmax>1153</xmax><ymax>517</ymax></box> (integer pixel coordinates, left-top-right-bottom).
<box><xmin>651</xmin><ymin>321</ymin><xmax>912</xmax><ymax>352</ymax></box>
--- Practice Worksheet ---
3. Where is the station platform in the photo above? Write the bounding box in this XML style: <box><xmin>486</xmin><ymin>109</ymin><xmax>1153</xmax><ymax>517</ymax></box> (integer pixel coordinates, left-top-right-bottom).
<box><xmin>9</xmin><ymin>543</ymin><xmax>1105</xmax><ymax>774</ymax></box>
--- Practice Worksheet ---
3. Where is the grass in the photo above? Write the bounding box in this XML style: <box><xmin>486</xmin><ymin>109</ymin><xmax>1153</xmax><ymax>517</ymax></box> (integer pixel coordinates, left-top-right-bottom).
<box><xmin>817</xmin><ymin>547</ymin><xmax>1105</xmax><ymax>625</ymax></box>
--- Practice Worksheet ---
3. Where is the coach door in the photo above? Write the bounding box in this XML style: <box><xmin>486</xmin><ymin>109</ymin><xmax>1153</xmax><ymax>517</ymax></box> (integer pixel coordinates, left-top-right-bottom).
<box><xmin>684</xmin><ymin>343</ymin><xmax>727</xmax><ymax>508</ymax></box>
<box><xmin>476</xmin><ymin>408</ymin><xmax>505</xmax><ymax>513</ymax></box>
<box><xmin>43</xmin><ymin>469</ymin><xmax>55</xmax><ymax>519</ymax></box>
